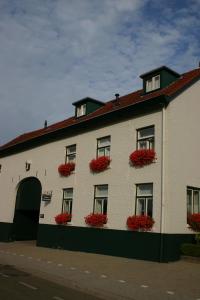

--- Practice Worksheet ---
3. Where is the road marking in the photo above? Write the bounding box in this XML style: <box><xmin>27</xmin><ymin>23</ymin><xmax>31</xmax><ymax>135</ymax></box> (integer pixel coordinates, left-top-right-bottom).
<box><xmin>0</xmin><ymin>272</ymin><xmax>9</xmax><ymax>278</ymax></box>
<box><xmin>84</xmin><ymin>270</ymin><xmax>90</xmax><ymax>274</ymax></box>
<box><xmin>100</xmin><ymin>274</ymin><xmax>107</xmax><ymax>278</ymax></box>
<box><xmin>53</xmin><ymin>296</ymin><xmax>65</xmax><ymax>300</ymax></box>
<box><xmin>141</xmin><ymin>285</ymin><xmax>149</xmax><ymax>288</ymax></box>
<box><xmin>118</xmin><ymin>280</ymin><xmax>126</xmax><ymax>283</ymax></box>
<box><xmin>166</xmin><ymin>291</ymin><xmax>174</xmax><ymax>295</ymax></box>
<box><xmin>47</xmin><ymin>261</ymin><xmax>52</xmax><ymax>264</ymax></box>
<box><xmin>19</xmin><ymin>281</ymin><xmax>38</xmax><ymax>290</ymax></box>
<box><xmin>28</xmin><ymin>257</ymin><xmax>33</xmax><ymax>259</ymax></box>
<box><xmin>20</xmin><ymin>254</ymin><xmax>24</xmax><ymax>257</ymax></box>
<box><xmin>70</xmin><ymin>267</ymin><xmax>76</xmax><ymax>270</ymax></box>
<box><xmin>57</xmin><ymin>264</ymin><xmax>63</xmax><ymax>267</ymax></box>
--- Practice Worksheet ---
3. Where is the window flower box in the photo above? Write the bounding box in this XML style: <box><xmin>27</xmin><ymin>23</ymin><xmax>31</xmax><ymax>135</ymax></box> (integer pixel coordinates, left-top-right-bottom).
<box><xmin>129</xmin><ymin>149</ymin><xmax>156</xmax><ymax>167</ymax></box>
<box><xmin>89</xmin><ymin>156</ymin><xmax>111</xmax><ymax>173</ymax></box>
<box><xmin>126</xmin><ymin>215</ymin><xmax>154</xmax><ymax>231</ymax></box>
<box><xmin>58</xmin><ymin>162</ymin><xmax>75</xmax><ymax>176</ymax></box>
<box><xmin>55</xmin><ymin>213</ymin><xmax>72</xmax><ymax>225</ymax></box>
<box><xmin>187</xmin><ymin>213</ymin><xmax>200</xmax><ymax>232</ymax></box>
<box><xmin>85</xmin><ymin>213</ymin><xmax>107</xmax><ymax>227</ymax></box>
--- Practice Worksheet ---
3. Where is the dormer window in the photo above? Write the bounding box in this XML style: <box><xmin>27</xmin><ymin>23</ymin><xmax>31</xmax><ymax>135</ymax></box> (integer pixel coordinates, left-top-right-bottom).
<box><xmin>146</xmin><ymin>75</ymin><xmax>160</xmax><ymax>92</ymax></box>
<box><xmin>76</xmin><ymin>104</ymin><xmax>86</xmax><ymax>117</ymax></box>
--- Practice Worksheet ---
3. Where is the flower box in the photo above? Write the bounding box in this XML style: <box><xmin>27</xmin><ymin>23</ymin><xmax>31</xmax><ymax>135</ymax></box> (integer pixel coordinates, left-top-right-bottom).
<box><xmin>126</xmin><ymin>215</ymin><xmax>154</xmax><ymax>231</ymax></box>
<box><xmin>89</xmin><ymin>156</ymin><xmax>111</xmax><ymax>173</ymax></box>
<box><xmin>58</xmin><ymin>162</ymin><xmax>75</xmax><ymax>176</ymax></box>
<box><xmin>85</xmin><ymin>213</ymin><xmax>107</xmax><ymax>227</ymax></box>
<box><xmin>187</xmin><ymin>213</ymin><xmax>200</xmax><ymax>232</ymax></box>
<box><xmin>129</xmin><ymin>149</ymin><xmax>156</xmax><ymax>167</ymax></box>
<box><xmin>55</xmin><ymin>213</ymin><xmax>72</xmax><ymax>224</ymax></box>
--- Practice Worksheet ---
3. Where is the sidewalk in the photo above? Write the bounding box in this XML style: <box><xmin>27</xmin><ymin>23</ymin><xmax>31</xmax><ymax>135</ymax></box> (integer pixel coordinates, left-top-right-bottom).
<box><xmin>0</xmin><ymin>241</ymin><xmax>200</xmax><ymax>300</ymax></box>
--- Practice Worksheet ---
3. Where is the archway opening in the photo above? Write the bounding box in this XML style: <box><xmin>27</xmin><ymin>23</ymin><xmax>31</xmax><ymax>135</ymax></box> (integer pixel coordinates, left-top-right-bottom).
<box><xmin>12</xmin><ymin>177</ymin><xmax>42</xmax><ymax>240</ymax></box>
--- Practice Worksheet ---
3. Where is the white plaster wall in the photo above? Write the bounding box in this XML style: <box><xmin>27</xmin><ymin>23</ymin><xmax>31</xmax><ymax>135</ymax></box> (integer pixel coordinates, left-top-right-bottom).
<box><xmin>0</xmin><ymin>110</ymin><xmax>162</xmax><ymax>232</ymax></box>
<box><xmin>164</xmin><ymin>79</ymin><xmax>200</xmax><ymax>233</ymax></box>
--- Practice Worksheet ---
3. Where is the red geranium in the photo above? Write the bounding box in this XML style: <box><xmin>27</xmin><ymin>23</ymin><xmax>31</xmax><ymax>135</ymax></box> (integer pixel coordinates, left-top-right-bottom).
<box><xmin>89</xmin><ymin>156</ymin><xmax>111</xmax><ymax>172</ymax></box>
<box><xmin>187</xmin><ymin>213</ymin><xmax>200</xmax><ymax>232</ymax></box>
<box><xmin>55</xmin><ymin>213</ymin><xmax>72</xmax><ymax>224</ymax></box>
<box><xmin>58</xmin><ymin>162</ymin><xmax>75</xmax><ymax>176</ymax></box>
<box><xmin>129</xmin><ymin>149</ymin><xmax>156</xmax><ymax>167</ymax></box>
<box><xmin>85</xmin><ymin>213</ymin><xmax>107</xmax><ymax>227</ymax></box>
<box><xmin>126</xmin><ymin>215</ymin><xmax>154</xmax><ymax>231</ymax></box>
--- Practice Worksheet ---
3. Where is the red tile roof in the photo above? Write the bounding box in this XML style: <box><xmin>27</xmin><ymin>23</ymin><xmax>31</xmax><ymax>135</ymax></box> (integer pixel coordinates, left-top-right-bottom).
<box><xmin>1</xmin><ymin>68</ymin><xmax>200</xmax><ymax>152</ymax></box>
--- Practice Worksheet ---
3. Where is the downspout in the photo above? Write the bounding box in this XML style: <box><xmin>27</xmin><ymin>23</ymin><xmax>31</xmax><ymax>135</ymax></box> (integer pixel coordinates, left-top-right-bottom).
<box><xmin>159</xmin><ymin>102</ymin><xmax>166</xmax><ymax>262</ymax></box>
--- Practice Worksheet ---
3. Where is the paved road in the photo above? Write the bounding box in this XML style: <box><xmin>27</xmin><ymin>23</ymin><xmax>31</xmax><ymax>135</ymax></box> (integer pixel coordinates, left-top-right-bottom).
<box><xmin>0</xmin><ymin>241</ymin><xmax>200</xmax><ymax>300</ymax></box>
<box><xmin>0</xmin><ymin>264</ymin><xmax>103</xmax><ymax>300</ymax></box>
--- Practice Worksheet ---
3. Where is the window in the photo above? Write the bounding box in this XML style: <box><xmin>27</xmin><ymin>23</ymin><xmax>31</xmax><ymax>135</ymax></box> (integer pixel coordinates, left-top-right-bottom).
<box><xmin>66</xmin><ymin>144</ymin><xmax>76</xmax><ymax>163</ymax></box>
<box><xmin>94</xmin><ymin>185</ymin><xmax>108</xmax><ymax>214</ymax></box>
<box><xmin>187</xmin><ymin>187</ymin><xmax>200</xmax><ymax>215</ymax></box>
<box><xmin>62</xmin><ymin>188</ymin><xmax>73</xmax><ymax>216</ymax></box>
<box><xmin>137</xmin><ymin>126</ymin><xmax>154</xmax><ymax>149</ymax></box>
<box><xmin>135</xmin><ymin>183</ymin><xmax>153</xmax><ymax>217</ymax></box>
<box><xmin>97</xmin><ymin>136</ymin><xmax>111</xmax><ymax>157</ymax></box>
<box><xmin>76</xmin><ymin>104</ymin><xmax>86</xmax><ymax>117</ymax></box>
<box><xmin>146</xmin><ymin>75</ymin><xmax>160</xmax><ymax>92</ymax></box>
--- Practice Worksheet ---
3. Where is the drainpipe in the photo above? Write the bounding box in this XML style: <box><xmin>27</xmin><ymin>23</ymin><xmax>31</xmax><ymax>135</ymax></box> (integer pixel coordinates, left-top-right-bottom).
<box><xmin>159</xmin><ymin>102</ymin><xmax>166</xmax><ymax>262</ymax></box>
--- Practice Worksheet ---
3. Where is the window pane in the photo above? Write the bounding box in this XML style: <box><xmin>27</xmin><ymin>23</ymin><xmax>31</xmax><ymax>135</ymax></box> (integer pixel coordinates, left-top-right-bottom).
<box><xmin>138</xmin><ymin>127</ymin><xmax>154</xmax><ymax>139</ymax></box>
<box><xmin>137</xmin><ymin>184</ymin><xmax>153</xmax><ymax>196</ymax></box>
<box><xmin>67</xmin><ymin>145</ymin><xmax>76</xmax><ymax>154</ymax></box>
<box><xmin>67</xmin><ymin>154</ymin><xmax>76</xmax><ymax>163</ymax></box>
<box><xmin>138</xmin><ymin>140</ymin><xmax>148</xmax><ymax>149</ymax></box>
<box><xmin>137</xmin><ymin>198</ymin><xmax>145</xmax><ymax>215</ymax></box>
<box><xmin>98</xmin><ymin>136</ymin><xmax>110</xmax><ymax>147</ymax></box>
<box><xmin>63</xmin><ymin>188</ymin><xmax>73</xmax><ymax>199</ymax></box>
<box><xmin>146</xmin><ymin>79</ymin><xmax>152</xmax><ymax>92</ymax></box>
<box><xmin>187</xmin><ymin>189</ymin><xmax>192</xmax><ymax>214</ymax></box>
<box><xmin>105</xmin><ymin>147</ymin><xmax>110</xmax><ymax>156</ymax></box>
<box><xmin>154</xmin><ymin>75</ymin><xmax>160</xmax><ymax>89</ymax></box>
<box><xmin>62</xmin><ymin>200</ymin><xmax>72</xmax><ymax>214</ymax></box>
<box><xmin>95</xmin><ymin>199</ymin><xmax>102</xmax><ymax>213</ymax></box>
<box><xmin>103</xmin><ymin>199</ymin><xmax>107</xmax><ymax>214</ymax></box>
<box><xmin>147</xmin><ymin>198</ymin><xmax>153</xmax><ymax>217</ymax></box>
<box><xmin>95</xmin><ymin>185</ymin><xmax>108</xmax><ymax>197</ymax></box>
<box><xmin>97</xmin><ymin>148</ymin><xmax>105</xmax><ymax>157</ymax></box>
<box><xmin>194</xmin><ymin>191</ymin><xmax>199</xmax><ymax>213</ymax></box>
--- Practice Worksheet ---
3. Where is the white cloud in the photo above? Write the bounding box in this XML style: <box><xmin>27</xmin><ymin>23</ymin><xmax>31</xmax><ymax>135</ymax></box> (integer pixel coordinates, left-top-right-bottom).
<box><xmin>0</xmin><ymin>0</ymin><xmax>199</xmax><ymax>144</ymax></box>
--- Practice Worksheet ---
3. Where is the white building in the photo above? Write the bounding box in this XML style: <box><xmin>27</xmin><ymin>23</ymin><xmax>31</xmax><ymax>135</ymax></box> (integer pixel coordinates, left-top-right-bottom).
<box><xmin>0</xmin><ymin>65</ymin><xmax>200</xmax><ymax>262</ymax></box>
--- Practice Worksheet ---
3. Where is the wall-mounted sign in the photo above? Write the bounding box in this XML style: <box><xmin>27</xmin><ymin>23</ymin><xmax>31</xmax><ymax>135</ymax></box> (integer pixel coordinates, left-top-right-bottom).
<box><xmin>42</xmin><ymin>191</ymin><xmax>52</xmax><ymax>201</ymax></box>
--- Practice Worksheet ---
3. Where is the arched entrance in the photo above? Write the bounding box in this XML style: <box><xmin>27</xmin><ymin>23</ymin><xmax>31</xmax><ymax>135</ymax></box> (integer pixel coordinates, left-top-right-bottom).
<box><xmin>12</xmin><ymin>177</ymin><xmax>42</xmax><ymax>240</ymax></box>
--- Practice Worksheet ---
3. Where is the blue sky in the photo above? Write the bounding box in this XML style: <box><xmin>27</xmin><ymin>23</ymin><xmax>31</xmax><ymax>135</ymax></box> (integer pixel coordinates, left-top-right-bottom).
<box><xmin>0</xmin><ymin>0</ymin><xmax>200</xmax><ymax>144</ymax></box>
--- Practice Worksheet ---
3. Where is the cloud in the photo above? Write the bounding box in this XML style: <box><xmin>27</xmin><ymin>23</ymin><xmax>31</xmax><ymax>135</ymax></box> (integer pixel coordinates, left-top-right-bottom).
<box><xmin>0</xmin><ymin>0</ymin><xmax>199</xmax><ymax>144</ymax></box>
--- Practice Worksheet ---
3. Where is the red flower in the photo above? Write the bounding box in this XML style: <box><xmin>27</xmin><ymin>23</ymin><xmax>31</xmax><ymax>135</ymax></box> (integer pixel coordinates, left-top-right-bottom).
<box><xmin>85</xmin><ymin>213</ymin><xmax>107</xmax><ymax>227</ymax></box>
<box><xmin>58</xmin><ymin>163</ymin><xmax>75</xmax><ymax>176</ymax></box>
<box><xmin>89</xmin><ymin>156</ymin><xmax>111</xmax><ymax>172</ymax></box>
<box><xmin>129</xmin><ymin>149</ymin><xmax>156</xmax><ymax>167</ymax></box>
<box><xmin>187</xmin><ymin>213</ymin><xmax>200</xmax><ymax>232</ymax></box>
<box><xmin>55</xmin><ymin>213</ymin><xmax>72</xmax><ymax>224</ymax></box>
<box><xmin>126</xmin><ymin>215</ymin><xmax>154</xmax><ymax>231</ymax></box>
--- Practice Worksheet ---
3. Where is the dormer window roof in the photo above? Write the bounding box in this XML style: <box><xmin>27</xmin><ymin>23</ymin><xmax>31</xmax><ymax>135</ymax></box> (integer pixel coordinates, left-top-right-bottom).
<box><xmin>73</xmin><ymin>97</ymin><xmax>105</xmax><ymax>118</ymax></box>
<box><xmin>140</xmin><ymin>66</ymin><xmax>180</xmax><ymax>94</ymax></box>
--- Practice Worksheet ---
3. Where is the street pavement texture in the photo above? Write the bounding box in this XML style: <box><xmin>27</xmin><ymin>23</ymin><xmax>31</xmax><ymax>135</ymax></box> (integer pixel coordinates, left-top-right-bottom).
<box><xmin>0</xmin><ymin>241</ymin><xmax>200</xmax><ymax>300</ymax></box>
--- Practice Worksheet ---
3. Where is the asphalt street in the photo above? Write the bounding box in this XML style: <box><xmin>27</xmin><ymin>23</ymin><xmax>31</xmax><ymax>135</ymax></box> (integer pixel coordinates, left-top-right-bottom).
<box><xmin>0</xmin><ymin>241</ymin><xmax>200</xmax><ymax>300</ymax></box>
<box><xmin>0</xmin><ymin>264</ymin><xmax>103</xmax><ymax>300</ymax></box>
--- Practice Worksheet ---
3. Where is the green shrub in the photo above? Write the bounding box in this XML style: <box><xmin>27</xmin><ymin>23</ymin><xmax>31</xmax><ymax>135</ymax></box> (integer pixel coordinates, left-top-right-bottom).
<box><xmin>181</xmin><ymin>243</ymin><xmax>200</xmax><ymax>257</ymax></box>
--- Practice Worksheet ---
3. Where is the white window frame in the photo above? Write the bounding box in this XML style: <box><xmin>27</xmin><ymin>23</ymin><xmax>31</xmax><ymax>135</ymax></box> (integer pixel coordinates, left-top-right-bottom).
<box><xmin>62</xmin><ymin>188</ymin><xmax>73</xmax><ymax>216</ymax></box>
<box><xmin>187</xmin><ymin>187</ymin><xmax>200</xmax><ymax>215</ymax></box>
<box><xmin>137</xmin><ymin>126</ymin><xmax>155</xmax><ymax>150</ymax></box>
<box><xmin>135</xmin><ymin>183</ymin><xmax>153</xmax><ymax>217</ymax></box>
<box><xmin>97</xmin><ymin>136</ymin><xmax>111</xmax><ymax>158</ymax></box>
<box><xmin>146</xmin><ymin>75</ymin><xmax>160</xmax><ymax>92</ymax></box>
<box><xmin>76</xmin><ymin>104</ymin><xmax>86</xmax><ymax>117</ymax></box>
<box><xmin>93</xmin><ymin>185</ymin><xmax>108</xmax><ymax>214</ymax></box>
<box><xmin>65</xmin><ymin>144</ymin><xmax>76</xmax><ymax>163</ymax></box>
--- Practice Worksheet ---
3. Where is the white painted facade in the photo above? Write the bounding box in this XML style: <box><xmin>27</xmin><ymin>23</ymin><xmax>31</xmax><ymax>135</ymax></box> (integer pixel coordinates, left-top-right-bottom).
<box><xmin>0</xmin><ymin>76</ymin><xmax>200</xmax><ymax>235</ymax></box>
